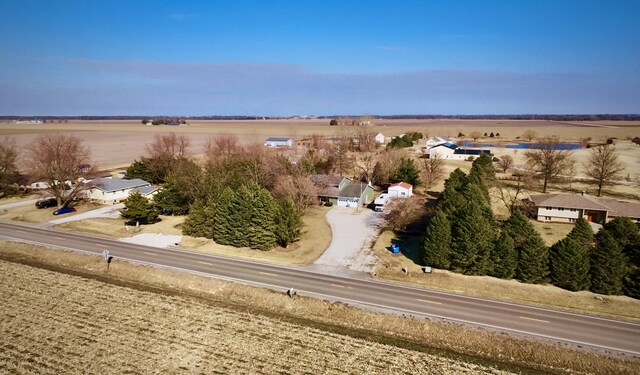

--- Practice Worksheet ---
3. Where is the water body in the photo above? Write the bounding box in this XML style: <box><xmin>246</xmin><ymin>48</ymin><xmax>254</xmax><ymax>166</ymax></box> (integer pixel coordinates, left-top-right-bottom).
<box><xmin>462</xmin><ymin>141</ymin><xmax>582</xmax><ymax>150</ymax></box>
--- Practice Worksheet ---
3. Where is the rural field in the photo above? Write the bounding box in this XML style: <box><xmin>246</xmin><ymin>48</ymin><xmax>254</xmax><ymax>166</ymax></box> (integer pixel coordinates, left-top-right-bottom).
<box><xmin>2</xmin><ymin>119</ymin><xmax>639</xmax><ymax>171</ymax></box>
<box><xmin>1</xmin><ymin>242</ymin><xmax>639</xmax><ymax>375</ymax></box>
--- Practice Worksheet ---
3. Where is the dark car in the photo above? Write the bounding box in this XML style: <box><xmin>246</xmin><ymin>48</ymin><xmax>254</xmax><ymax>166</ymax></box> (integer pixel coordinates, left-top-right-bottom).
<box><xmin>35</xmin><ymin>198</ymin><xmax>57</xmax><ymax>209</ymax></box>
<box><xmin>52</xmin><ymin>207</ymin><xmax>76</xmax><ymax>215</ymax></box>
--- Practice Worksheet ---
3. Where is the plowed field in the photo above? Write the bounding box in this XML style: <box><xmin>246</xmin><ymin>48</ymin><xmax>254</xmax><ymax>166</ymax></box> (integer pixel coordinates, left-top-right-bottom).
<box><xmin>0</xmin><ymin>260</ymin><xmax>508</xmax><ymax>374</ymax></box>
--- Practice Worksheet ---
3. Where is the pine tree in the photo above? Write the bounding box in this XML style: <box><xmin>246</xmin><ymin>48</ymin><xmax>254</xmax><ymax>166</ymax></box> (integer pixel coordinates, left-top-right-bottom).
<box><xmin>450</xmin><ymin>199</ymin><xmax>495</xmax><ymax>275</ymax></box>
<box><xmin>422</xmin><ymin>210</ymin><xmax>452</xmax><ymax>269</ymax></box>
<box><xmin>437</xmin><ymin>169</ymin><xmax>468</xmax><ymax>215</ymax></box>
<box><xmin>212</xmin><ymin>187</ymin><xmax>235</xmax><ymax>246</ymax></box>
<box><xmin>504</xmin><ymin>210</ymin><xmax>549</xmax><ymax>283</ymax></box>
<box><xmin>490</xmin><ymin>232</ymin><xmax>517</xmax><ymax>279</ymax></box>
<box><xmin>153</xmin><ymin>179</ymin><xmax>193</xmax><ymax>215</ymax></box>
<box><xmin>566</xmin><ymin>217</ymin><xmax>594</xmax><ymax>251</ymax></box>
<box><xmin>124</xmin><ymin>159</ymin><xmax>156</xmax><ymax>182</ymax></box>
<box><xmin>549</xmin><ymin>237</ymin><xmax>590</xmax><ymax>291</ymax></box>
<box><xmin>182</xmin><ymin>197</ymin><xmax>215</xmax><ymax>238</ymax></box>
<box><xmin>390</xmin><ymin>158</ymin><xmax>421</xmax><ymax>187</ymax></box>
<box><xmin>443</xmin><ymin>168</ymin><xmax>467</xmax><ymax>192</ymax></box>
<box><xmin>602</xmin><ymin>217</ymin><xmax>640</xmax><ymax>298</ymax></box>
<box><xmin>274</xmin><ymin>198</ymin><xmax>302</xmax><ymax>248</ymax></box>
<box><xmin>468</xmin><ymin>153</ymin><xmax>495</xmax><ymax>201</ymax></box>
<box><xmin>244</xmin><ymin>184</ymin><xmax>278</xmax><ymax>250</ymax></box>
<box><xmin>120</xmin><ymin>192</ymin><xmax>159</xmax><ymax>224</ymax></box>
<box><xmin>590</xmin><ymin>230</ymin><xmax>627</xmax><ymax>295</ymax></box>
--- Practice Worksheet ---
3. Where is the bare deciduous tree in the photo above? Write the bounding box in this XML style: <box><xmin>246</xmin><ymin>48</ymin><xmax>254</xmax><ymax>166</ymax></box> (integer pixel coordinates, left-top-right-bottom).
<box><xmin>355</xmin><ymin>152</ymin><xmax>378</xmax><ymax>183</ymax></box>
<box><xmin>272</xmin><ymin>175</ymin><xmax>318</xmax><ymax>212</ymax></box>
<box><xmin>145</xmin><ymin>133</ymin><xmax>191</xmax><ymax>181</ymax></box>
<box><xmin>356</xmin><ymin>124</ymin><xmax>377</xmax><ymax>152</ymax></box>
<box><xmin>497</xmin><ymin>154</ymin><xmax>514</xmax><ymax>173</ymax></box>
<box><xmin>583</xmin><ymin>145</ymin><xmax>625</xmax><ymax>196</ymax></box>
<box><xmin>522</xmin><ymin>130</ymin><xmax>537</xmax><ymax>142</ymax></box>
<box><xmin>372</xmin><ymin>149</ymin><xmax>404</xmax><ymax>186</ymax></box>
<box><xmin>204</xmin><ymin>133</ymin><xmax>239</xmax><ymax>160</ymax></box>
<box><xmin>25</xmin><ymin>134</ymin><xmax>91</xmax><ymax>207</ymax></box>
<box><xmin>494</xmin><ymin>177</ymin><xmax>527</xmax><ymax>214</ymax></box>
<box><xmin>524</xmin><ymin>136</ymin><xmax>575</xmax><ymax>193</ymax></box>
<box><xmin>420</xmin><ymin>152</ymin><xmax>445</xmax><ymax>189</ymax></box>
<box><xmin>383</xmin><ymin>196</ymin><xmax>425</xmax><ymax>232</ymax></box>
<box><xmin>470</xmin><ymin>131</ymin><xmax>482</xmax><ymax>141</ymax></box>
<box><xmin>0</xmin><ymin>136</ymin><xmax>19</xmax><ymax>196</ymax></box>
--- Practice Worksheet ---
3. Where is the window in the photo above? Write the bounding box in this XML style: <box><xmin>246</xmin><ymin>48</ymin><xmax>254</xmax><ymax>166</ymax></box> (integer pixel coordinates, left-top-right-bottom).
<box><xmin>569</xmin><ymin>218</ymin><xmax>576</xmax><ymax>223</ymax></box>
<box><xmin>545</xmin><ymin>216</ymin><xmax>551</xmax><ymax>220</ymax></box>
<box><xmin>558</xmin><ymin>207</ymin><xmax>564</xmax><ymax>211</ymax></box>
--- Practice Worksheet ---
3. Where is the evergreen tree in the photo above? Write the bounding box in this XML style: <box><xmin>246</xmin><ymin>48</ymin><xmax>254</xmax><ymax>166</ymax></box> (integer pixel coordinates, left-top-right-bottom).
<box><xmin>212</xmin><ymin>187</ymin><xmax>235</xmax><ymax>246</ymax></box>
<box><xmin>467</xmin><ymin>153</ymin><xmax>495</xmax><ymax>201</ymax></box>
<box><xmin>590</xmin><ymin>230</ymin><xmax>627</xmax><ymax>295</ymax></box>
<box><xmin>549</xmin><ymin>237</ymin><xmax>590</xmax><ymax>291</ymax></box>
<box><xmin>504</xmin><ymin>210</ymin><xmax>549</xmax><ymax>283</ymax></box>
<box><xmin>437</xmin><ymin>169</ymin><xmax>468</xmax><ymax>215</ymax></box>
<box><xmin>422</xmin><ymin>210</ymin><xmax>452</xmax><ymax>269</ymax></box>
<box><xmin>566</xmin><ymin>217</ymin><xmax>594</xmax><ymax>251</ymax></box>
<box><xmin>153</xmin><ymin>179</ymin><xmax>193</xmax><ymax>215</ymax></box>
<box><xmin>390</xmin><ymin>158</ymin><xmax>421</xmax><ymax>187</ymax></box>
<box><xmin>243</xmin><ymin>183</ymin><xmax>278</xmax><ymax>250</ymax></box>
<box><xmin>124</xmin><ymin>159</ymin><xmax>156</xmax><ymax>182</ymax></box>
<box><xmin>274</xmin><ymin>198</ymin><xmax>302</xmax><ymax>248</ymax></box>
<box><xmin>182</xmin><ymin>197</ymin><xmax>215</xmax><ymax>238</ymax></box>
<box><xmin>450</xmin><ymin>199</ymin><xmax>495</xmax><ymax>275</ymax></box>
<box><xmin>490</xmin><ymin>232</ymin><xmax>517</xmax><ymax>279</ymax></box>
<box><xmin>602</xmin><ymin>217</ymin><xmax>640</xmax><ymax>298</ymax></box>
<box><xmin>120</xmin><ymin>192</ymin><xmax>159</xmax><ymax>224</ymax></box>
<box><xmin>443</xmin><ymin>168</ymin><xmax>467</xmax><ymax>192</ymax></box>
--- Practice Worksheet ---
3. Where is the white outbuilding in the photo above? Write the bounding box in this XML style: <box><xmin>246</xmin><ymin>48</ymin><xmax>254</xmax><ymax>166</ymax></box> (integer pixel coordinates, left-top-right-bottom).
<box><xmin>375</xmin><ymin>132</ymin><xmax>385</xmax><ymax>144</ymax></box>
<box><xmin>264</xmin><ymin>137</ymin><xmax>294</xmax><ymax>147</ymax></box>
<box><xmin>388</xmin><ymin>182</ymin><xmax>413</xmax><ymax>198</ymax></box>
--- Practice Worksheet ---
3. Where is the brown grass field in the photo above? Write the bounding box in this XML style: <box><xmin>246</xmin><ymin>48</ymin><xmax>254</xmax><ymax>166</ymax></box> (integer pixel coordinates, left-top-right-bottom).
<box><xmin>2</xmin><ymin>119</ymin><xmax>639</xmax><ymax>171</ymax></box>
<box><xmin>1</xmin><ymin>241</ymin><xmax>639</xmax><ymax>374</ymax></box>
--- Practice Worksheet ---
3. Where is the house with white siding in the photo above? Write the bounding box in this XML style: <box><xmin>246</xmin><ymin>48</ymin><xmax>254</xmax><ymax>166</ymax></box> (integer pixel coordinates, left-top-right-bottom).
<box><xmin>428</xmin><ymin>142</ymin><xmax>492</xmax><ymax>161</ymax></box>
<box><xmin>85</xmin><ymin>177</ymin><xmax>157</xmax><ymax>204</ymax></box>
<box><xmin>264</xmin><ymin>137</ymin><xmax>294</xmax><ymax>147</ymax></box>
<box><xmin>310</xmin><ymin>174</ymin><xmax>374</xmax><ymax>208</ymax></box>
<box><xmin>375</xmin><ymin>132</ymin><xmax>385</xmax><ymax>144</ymax></box>
<box><xmin>388</xmin><ymin>182</ymin><xmax>413</xmax><ymax>198</ymax></box>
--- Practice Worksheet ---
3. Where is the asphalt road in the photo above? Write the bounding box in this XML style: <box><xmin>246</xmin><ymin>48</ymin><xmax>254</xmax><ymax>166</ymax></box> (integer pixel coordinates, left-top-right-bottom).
<box><xmin>1</xmin><ymin>220</ymin><xmax>639</xmax><ymax>356</ymax></box>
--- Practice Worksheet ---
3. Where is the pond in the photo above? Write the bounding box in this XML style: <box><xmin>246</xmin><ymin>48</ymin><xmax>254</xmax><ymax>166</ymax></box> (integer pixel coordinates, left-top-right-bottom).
<box><xmin>461</xmin><ymin>141</ymin><xmax>582</xmax><ymax>150</ymax></box>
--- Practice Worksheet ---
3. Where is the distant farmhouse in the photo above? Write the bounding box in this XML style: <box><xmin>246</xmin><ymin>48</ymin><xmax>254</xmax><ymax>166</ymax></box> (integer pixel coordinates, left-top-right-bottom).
<box><xmin>85</xmin><ymin>177</ymin><xmax>157</xmax><ymax>205</ymax></box>
<box><xmin>310</xmin><ymin>175</ymin><xmax>374</xmax><ymax>208</ymax></box>
<box><xmin>375</xmin><ymin>132</ymin><xmax>385</xmax><ymax>144</ymax></box>
<box><xmin>264</xmin><ymin>137</ymin><xmax>294</xmax><ymax>148</ymax></box>
<box><xmin>529</xmin><ymin>194</ymin><xmax>640</xmax><ymax>224</ymax></box>
<box><xmin>427</xmin><ymin>142</ymin><xmax>493</xmax><ymax>160</ymax></box>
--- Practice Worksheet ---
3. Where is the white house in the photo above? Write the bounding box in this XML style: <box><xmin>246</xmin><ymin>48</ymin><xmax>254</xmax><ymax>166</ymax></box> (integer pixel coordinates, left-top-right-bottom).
<box><xmin>85</xmin><ymin>177</ymin><xmax>157</xmax><ymax>204</ymax></box>
<box><xmin>425</xmin><ymin>135</ymin><xmax>451</xmax><ymax>149</ymax></box>
<box><xmin>530</xmin><ymin>194</ymin><xmax>640</xmax><ymax>224</ymax></box>
<box><xmin>375</xmin><ymin>132</ymin><xmax>385</xmax><ymax>144</ymax></box>
<box><xmin>388</xmin><ymin>182</ymin><xmax>413</xmax><ymax>198</ymax></box>
<box><xmin>428</xmin><ymin>142</ymin><xmax>492</xmax><ymax>161</ymax></box>
<box><xmin>264</xmin><ymin>137</ymin><xmax>294</xmax><ymax>147</ymax></box>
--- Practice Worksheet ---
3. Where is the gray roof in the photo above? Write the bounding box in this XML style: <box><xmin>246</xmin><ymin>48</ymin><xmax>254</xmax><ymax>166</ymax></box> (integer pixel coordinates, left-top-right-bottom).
<box><xmin>530</xmin><ymin>194</ymin><xmax>611</xmax><ymax>211</ymax></box>
<box><xmin>338</xmin><ymin>183</ymin><xmax>370</xmax><ymax>199</ymax></box>
<box><xmin>265</xmin><ymin>137</ymin><xmax>292</xmax><ymax>142</ymax></box>
<box><xmin>88</xmin><ymin>177</ymin><xmax>151</xmax><ymax>193</ymax></box>
<box><xmin>593</xmin><ymin>198</ymin><xmax>640</xmax><ymax>219</ymax></box>
<box><xmin>133</xmin><ymin>185</ymin><xmax>158</xmax><ymax>196</ymax></box>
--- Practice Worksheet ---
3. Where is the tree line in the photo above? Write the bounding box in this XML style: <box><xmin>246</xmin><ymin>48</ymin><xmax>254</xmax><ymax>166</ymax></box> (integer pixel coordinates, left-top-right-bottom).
<box><xmin>422</xmin><ymin>154</ymin><xmax>639</xmax><ymax>297</ymax></box>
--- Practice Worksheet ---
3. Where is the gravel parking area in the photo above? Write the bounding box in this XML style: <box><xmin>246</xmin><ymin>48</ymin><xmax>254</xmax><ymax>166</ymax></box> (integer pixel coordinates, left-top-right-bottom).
<box><xmin>313</xmin><ymin>206</ymin><xmax>383</xmax><ymax>273</ymax></box>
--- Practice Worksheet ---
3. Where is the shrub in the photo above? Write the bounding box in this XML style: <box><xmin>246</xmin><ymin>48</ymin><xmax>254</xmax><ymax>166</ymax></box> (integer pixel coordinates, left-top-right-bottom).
<box><xmin>324</xmin><ymin>201</ymin><xmax>334</xmax><ymax>207</ymax></box>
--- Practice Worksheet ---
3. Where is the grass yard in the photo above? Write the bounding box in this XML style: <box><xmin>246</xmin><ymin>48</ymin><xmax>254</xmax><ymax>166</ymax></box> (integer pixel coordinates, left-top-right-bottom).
<box><xmin>0</xmin><ymin>201</ymin><xmax>103</xmax><ymax>223</ymax></box>
<box><xmin>1</xmin><ymin>241</ymin><xmax>638</xmax><ymax>374</ymax></box>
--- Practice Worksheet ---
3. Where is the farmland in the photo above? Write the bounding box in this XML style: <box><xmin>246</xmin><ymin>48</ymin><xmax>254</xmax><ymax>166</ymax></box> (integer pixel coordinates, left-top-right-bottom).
<box><xmin>0</xmin><ymin>255</ymin><xmax>508</xmax><ymax>374</ymax></box>
<box><xmin>1</xmin><ymin>241</ymin><xmax>639</xmax><ymax>375</ymax></box>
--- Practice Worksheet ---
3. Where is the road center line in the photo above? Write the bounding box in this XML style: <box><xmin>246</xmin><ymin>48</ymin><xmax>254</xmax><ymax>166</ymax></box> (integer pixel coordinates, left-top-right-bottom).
<box><xmin>143</xmin><ymin>252</ymin><xmax>157</xmax><ymax>256</ymax></box>
<box><xmin>331</xmin><ymin>283</ymin><xmax>345</xmax><ymax>288</ymax></box>
<box><xmin>519</xmin><ymin>316</ymin><xmax>549</xmax><ymax>324</ymax></box>
<box><xmin>258</xmin><ymin>271</ymin><xmax>278</xmax><ymax>277</ymax></box>
<box><xmin>54</xmin><ymin>236</ymin><xmax>64</xmax><ymax>240</ymax></box>
<box><xmin>418</xmin><ymin>299</ymin><xmax>442</xmax><ymax>305</ymax></box>
<box><xmin>197</xmin><ymin>261</ymin><xmax>213</xmax><ymax>266</ymax></box>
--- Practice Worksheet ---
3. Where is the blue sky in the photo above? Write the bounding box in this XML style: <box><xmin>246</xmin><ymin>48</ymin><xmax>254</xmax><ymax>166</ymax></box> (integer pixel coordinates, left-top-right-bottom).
<box><xmin>1</xmin><ymin>0</ymin><xmax>639</xmax><ymax>115</ymax></box>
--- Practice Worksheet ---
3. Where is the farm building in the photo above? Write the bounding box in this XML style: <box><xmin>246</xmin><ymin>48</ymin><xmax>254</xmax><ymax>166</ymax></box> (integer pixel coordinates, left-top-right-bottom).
<box><xmin>427</xmin><ymin>142</ymin><xmax>492</xmax><ymax>160</ymax></box>
<box><xmin>264</xmin><ymin>137</ymin><xmax>294</xmax><ymax>147</ymax></box>
<box><xmin>85</xmin><ymin>177</ymin><xmax>157</xmax><ymax>204</ymax></box>
<box><xmin>529</xmin><ymin>194</ymin><xmax>640</xmax><ymax>224</ymax></box>
<box><xmin>310</xmin><ymin>174</ymin><xmax>374</xmax><ymax>208</ymax></box>
<box><xmin>375</xmin><ymin>132</ymin><xmax>385</xmax><ymax>144</ymax></box>
<box><xmin>425</xmin><ymin>135</ymin><xmax>452</xmax><ymax>149</ymax></box>
<box><xmin>388</xmin><ymin>182</ymin><xmax>413</xmax><ymax>198</ymax></box>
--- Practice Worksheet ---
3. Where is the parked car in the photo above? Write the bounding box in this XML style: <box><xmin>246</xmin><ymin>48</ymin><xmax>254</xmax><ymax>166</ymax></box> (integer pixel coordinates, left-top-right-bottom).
<box><xmin>52</xmin><ymin>207</ymin><xmax>76</xmax><ymax>215</ymax></box>
<box><xmin>35</xmin><ymin>198</ymin><xmax>57</xmax><ymax>209</ymax></box>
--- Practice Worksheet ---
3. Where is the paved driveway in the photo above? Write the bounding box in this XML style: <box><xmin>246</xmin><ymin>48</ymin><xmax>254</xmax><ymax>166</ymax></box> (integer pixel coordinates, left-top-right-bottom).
<box><xmin>312</xmin><ymin>206</ymin><xmax>383</xmax><ymax>273</ymax></box>
<box><xmin>48</xmin><ymin>203</ymin><xmax>125</xmax><ymax>224</ymax></box>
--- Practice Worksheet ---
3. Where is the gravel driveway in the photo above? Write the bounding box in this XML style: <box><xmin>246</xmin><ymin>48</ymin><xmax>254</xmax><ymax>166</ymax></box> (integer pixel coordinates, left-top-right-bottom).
<box><xmin>313</xmin><ymin>206</ymin><xmax>383</xmax><ymax>273</ymax></box>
